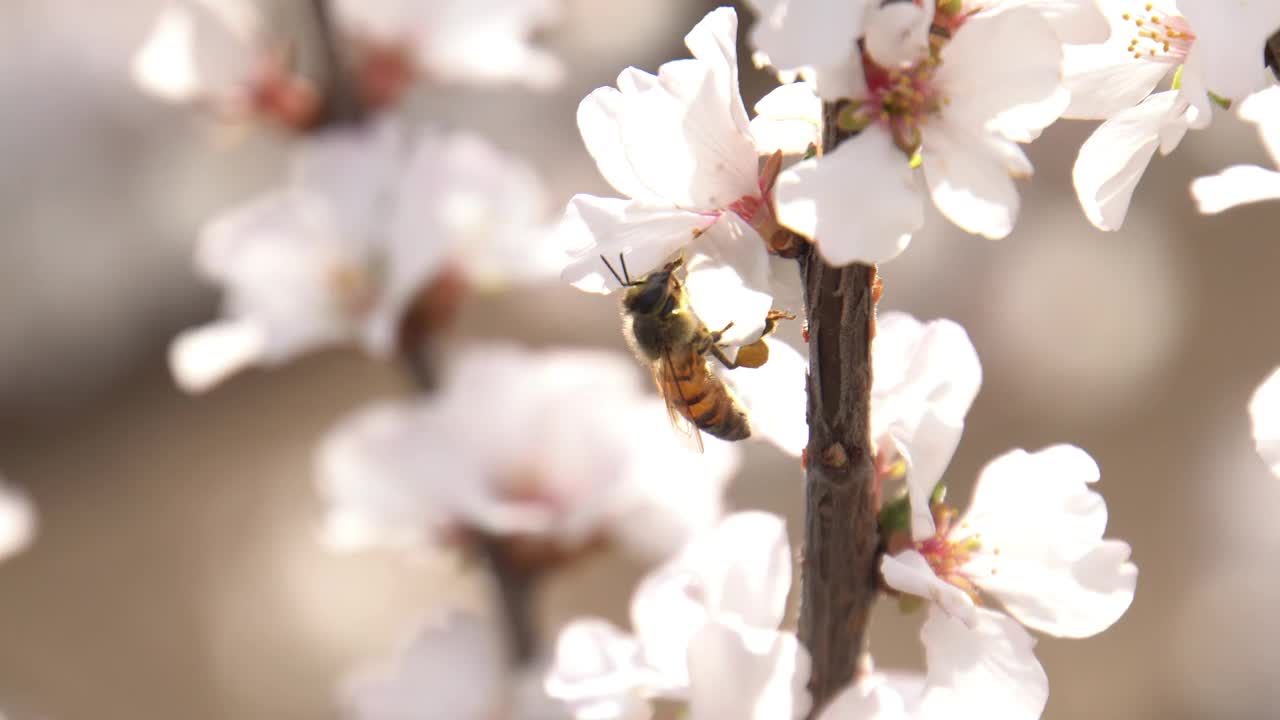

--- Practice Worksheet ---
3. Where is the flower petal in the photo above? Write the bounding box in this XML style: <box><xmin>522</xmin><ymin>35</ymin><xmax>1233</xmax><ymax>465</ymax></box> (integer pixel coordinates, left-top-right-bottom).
<box><xmin>683</xmin><ymin>213</ymin><xmax>774</xmax><ymax>347</ymax></box>
<box><xmin>342</xmin><ymin>611</ymin><xmax>504</xmax><ymax>720</ymax></box>
<box><xmin>960</xmin><ymin>445</ymin><xmax>1138</xmax><ymax>638</ymax></box>
<box><xmin>871</xmin><ymin>313</ymin><xmax>981</xmax><ymax>540</ymax></box>
<box><xmin>776</xmin><ymin>129</ymin><xmax>921</xmax><ymax>265</ymax></box>
<box><xmin>557</xmin><ymin>196</ymin><xmax>704</xmax><ymax>294</ymax></box>
<box><xmin>743</xmin><ymin>0</ymin><xmax>869</xmax><ymax>75</ymax></box>
<box><xmin>937</xmin><ymin>8</ymin><xmax>1067</xmax><ymax>139</ymax></box>
<box><xmin>0</xmin><ymin>475</ymin><xmax>35</xmax><ymax>562</ymax></box>
<box><xmin>985</xmin><ymin>0</ymin><xmax>1109</xmax><ymax>44</ymax></box>
<box><xmin>864</xmin><ymin>0</ymin><xmax>933</xmax><ymax>68</ymax></box>
<box><xmin>338</xmin><ymin>0</ymin><xmax>563</xmax><ymax>89</ymax></box>
<box><xmin>750</xmin><ymin>82</ymin><xmax>822</xmax><ymax>155</ymax></box>
<box><xmin>916</xmin><ymin>606</ymin><xmax>1048</xmax><ymax>720</ymax></box>
<box><xmin>1240</xmin><ymin>86</ymin><xmax>1280</xmax><ymax>164</ymax></box>
<box><xmin>578</xmin><ymin>86</ymin><xmax>668</xmax><ymax>203</ymax></box>
<box><xmin>872</xmin><ymin>313</ymin><xmax>982</xmax><ymax>429</ymax></box>
<box><xmin>195</xmin><ymin>191</ymin><xmax>364</xmax><ymax>362</ymax></box>
<box><xmin>1061</xmin><ymin>35</ymin><xmax>1171</xmax><ymax>120</ymax></box>
<box><xmin>546</xmin><ymin>619</ymin><xmax>653</xmax><ymax>720</ymax></box>
<box><xmin>608</xmin><ymin>400</ymin><xmax>739</xmax><ymax>561</ymax></box>
<box><xmin>683</xmin><ymin>7</ymin><xmax>753</xmax><ymax>137</ymax></box>
<box><xmin>1072</xmin><ymin>90</ymin><xmax>1189</xmax><ymax>231</ymax></box>
<box><xmin>1178</xmin><ymin>0</ymin><xmax>1280</xmax><ymax>104</ymax></box>
<box><xmin>1190</xmin><ymin>165</ymin><xmax>1280</xmax><ymax>214</ymax></box>
<box><xmin>815</xmin><ymin>676</ymin><xmax>910</xmax><ymax>720</ymax></box>
<box><xmin>289</xmin><ymin>120</ymin><xmax>405</xmax><ymax>243</ymax></box>
<box><xmin>722</xmin><ymin>338</ymin><xmax>808</xmax><ymax>457</ymax></box>
<box><xmin>1250</xmin><ymin>368</ymin><xmax>1280</xmax><ymax>477</ymax></box>
<box><xmin>686</xmin><ymin>620</ymin><xmax>811</xmax><ymax>720</ymax></box>
<box><xmin>391</xmin><ymin>129</ymin><xmax>554</xmax><ymax>299</ymax></box>
<box><xmin>895</xmin><ymin>409</ymin><xmax>965</xmax><ymax>542</ymax></box>
<box><xmin>131</xmin><ymin>0</ymin><xmax>258</xmax><ymax>103</ymax></box>
<box><xmin>631</xmin><ymin>512</ymin><xmax>792</xmax><ymax>690</ymax></box>
<box><xmin>168</xmin><ymin>319</ymin><xmax>268</xmax><ymax>394</ymax></box>
<box><xmin>880</xmin><ymin>551</ymin><xmax>978</xmax><ymax>627</ymax></box>
<box><xmin>922</xmin><ymin>123</ymin><xmax>1022</xmax><ymax>239</ymax></box>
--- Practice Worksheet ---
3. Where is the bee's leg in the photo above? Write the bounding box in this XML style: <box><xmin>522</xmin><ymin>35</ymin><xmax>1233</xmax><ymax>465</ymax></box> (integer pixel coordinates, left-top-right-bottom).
<box><xmin>761</xmin><ymin>310</ymin><xmax>796</xmax><ymax>338</ymax></box>
<box><xmin>709</xmin><ymin>343</ymin><xmax>748</xmax><ymax>369</ymax></box>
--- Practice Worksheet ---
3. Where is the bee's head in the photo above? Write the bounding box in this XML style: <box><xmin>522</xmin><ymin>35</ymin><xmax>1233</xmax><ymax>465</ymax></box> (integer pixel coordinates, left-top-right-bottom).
<box><xmin>623</xmin><ymin>271</ymin><xmax>674</xmax><ymax>315</ymax></box>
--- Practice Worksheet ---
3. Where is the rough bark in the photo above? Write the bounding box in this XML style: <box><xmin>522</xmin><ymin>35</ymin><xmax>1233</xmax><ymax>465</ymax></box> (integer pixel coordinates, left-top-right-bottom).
<box><xmin>797</xmin><ymin>101</ymin><xmax>881</xmax><ymax>715</ymax></box>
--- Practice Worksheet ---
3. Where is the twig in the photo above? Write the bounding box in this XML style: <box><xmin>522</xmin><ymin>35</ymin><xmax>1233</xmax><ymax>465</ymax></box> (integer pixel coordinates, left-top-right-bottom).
<box><xmin>478</xmin><ymin>538</ymin><xmax>540</xmax><ymax>666</ymax></box>
<box><xmin>307</xmin><ymin>0</ymin><xmax>362</xmax><ymax>126</ymax></box>
<box><xmin>796</xmin><ymin>101</ymin><xmax>881</xmax><ymax>715</ymax></box>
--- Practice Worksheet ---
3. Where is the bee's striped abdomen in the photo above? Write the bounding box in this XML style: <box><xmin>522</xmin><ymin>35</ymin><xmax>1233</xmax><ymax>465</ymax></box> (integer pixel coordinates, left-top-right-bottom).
<box><xmin>664</xmin><ymin>348</ymin><xmax>750</xmax><ymax>441</ymax></box>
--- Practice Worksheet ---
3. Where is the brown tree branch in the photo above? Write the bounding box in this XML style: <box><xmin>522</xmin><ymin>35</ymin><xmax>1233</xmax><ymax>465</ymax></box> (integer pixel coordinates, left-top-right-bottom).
<box><xmin>306</xmin><ymin>0</ymin><xmax>363</xmax><ymax>126</ymax></box>
<box><xmin>797</xmin><ymin>101</ymin><xmax>881</xmax><ymax>715</ymax></box>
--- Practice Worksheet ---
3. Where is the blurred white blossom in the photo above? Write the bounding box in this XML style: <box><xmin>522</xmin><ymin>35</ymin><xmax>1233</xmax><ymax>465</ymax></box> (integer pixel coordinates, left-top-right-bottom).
<box><xmin>1249</xmin><ymin>367</ymin><xmax>1280</xmax><ymax>477</ymax></box>
<box><xmin>872</xmin><ymin>313</ymin><xmax>982</xmax><ymax>542</ymax></box>
<box><xmin>0</xmin><ymin>473</ymin><xmax>35</xmax><ymax>562</ymax></box>
<box><xmin>882</xmin><ymin>445</ymin><xmax>1138</xmax><ymax>639</ymax></box>
<box><xmin>134</xmin><ymin>0</ymin><xmax>562</xmax><ymax>116</ymax></box>
<box><xmin>1070</xmin><ymin>1</ymin><xmax>1280</xmax><ymax>229</ymax></box>
<box><xmin>170</xmin><ymin>120</ymin><xmax>556</xmax><ymax>393</ymax></box>
<box><xmin>132</xmin><ymin>0</ymin><xmax>262</xmax><ymax>106</ymax></box>
<box><xmin>763</xmin><ymin>1</ymin><xmax>1067</xmax><ymax>263</ymax></box>
<box><xmin>335</xmin><ymin>0</ymin><xmax>563</xmax><ymax>90</ymax></box>
<box><xmin>1192</xmin><ymin>86</ymin><xmax>1280</xmax><ymax>213</ymax></box>
<box><xmin>343</xmin><ymin>610</ymin><xmax>571</xmax><ymax>720</ymax></box>
<box><xmin>317</xmin><ymin>344</ymin><xmax>739</xmax><ymax>561</ymax></box>
<box><xmin>558</xmin><ymin>8</ymin><xmax>809</xmax><ymax>349</ymax></box>
<box><xmin>548</xmin><ymin>512</ymin><xmax>810</xmax><ymax>719</ymax></box>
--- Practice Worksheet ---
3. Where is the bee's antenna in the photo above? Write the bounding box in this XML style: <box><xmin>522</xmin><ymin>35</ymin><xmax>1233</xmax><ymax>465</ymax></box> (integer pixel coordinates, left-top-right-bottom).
<box><xmin>600</xmin><ymin>254</ymin><xmax>626</xmax><ymax>288</ymax></box>
<box><xmin>618</xmin><ymin>252</ymin><xmax>632</xmax><ymax>285</ymax></box>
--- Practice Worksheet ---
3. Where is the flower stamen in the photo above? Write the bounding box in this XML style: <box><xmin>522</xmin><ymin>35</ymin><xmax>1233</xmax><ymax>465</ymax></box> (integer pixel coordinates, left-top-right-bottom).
<box><xmin>1122</xmin><ymin>4</ymin><xmax>1195</xmax><ymax>63</ymax></box>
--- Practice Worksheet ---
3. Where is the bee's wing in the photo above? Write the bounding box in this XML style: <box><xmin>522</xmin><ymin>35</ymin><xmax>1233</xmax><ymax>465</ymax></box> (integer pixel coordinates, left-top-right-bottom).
<box><xmin>654</xmin><ymin>350</ymin><xmax>705</xmax><ymax>454</ymax></box>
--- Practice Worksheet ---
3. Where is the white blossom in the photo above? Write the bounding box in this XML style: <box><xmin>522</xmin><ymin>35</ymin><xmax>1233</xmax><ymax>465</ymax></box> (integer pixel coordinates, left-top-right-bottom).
<box><xmin>765</xmin><ymin>1</ymin><xmax>1067</xmax><ymax>264</ymax></box>
<box><xmin>872</xmin><ymin>313</ymin><xmax>982</xmax><ymax>541</ymax></box>
<box><xmin>1069</xmin><ymin>1</ymin><xmax>1280</xmax><ymax>230</ymax></box>
<box><xmin>334</xmin><ymin>0</ymin><xmax>563</xmax><ymax>89</ymax></box>
<box><xmin>882</xmin><ymin>445</ymin><xmax>1138</xmax><ymax>639</ymax></box>
<box><xmin>819</xmin><ymin>608</ymin><xmax>1047</xmax><ymax>720</ymax></box>
<box><xmin>1249</xmin><ymin>367</ymin><xmax>1280</xmax><ymax>477</ymax></box>
<box><xmin>1192</xmin><ymin>86</ymin><xmax>1280</xmax><ymax>213</ymax></box>
<box><xmin>558</xmin><ymin>7</ymin><xmax>806</xmax><ymax>349</ymax></box>
<box><xmin>0</xmin><ymin>473</ymin><xmax>35</xmax><ymax>562</ymax></box>
<box><xmin>132</xmin><ymin>0</ymin><xmax>262</xmax><ymax>106</ymax></box>
<box><xmin>547</xmin><ymin>512</ymin><xmax>810</xmax><ymax>719</ymax></box>
<box><xmin>170</xmin><ymin>120</ymin><xmax>555</xmax><ymax>393</ymax></box>
<box><xmin>317</xmin><ymin>344</ymin><xmax>739</xmax><ymax>561</ymax></box>
<box><xmin>343</xmin><ymin>610</ymin><xmax>571</xmax><ymax>720</ymax></box>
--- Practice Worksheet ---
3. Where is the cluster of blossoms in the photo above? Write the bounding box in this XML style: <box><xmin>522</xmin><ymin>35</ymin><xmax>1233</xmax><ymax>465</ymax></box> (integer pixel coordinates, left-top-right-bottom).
<box><xmin>536</xmin><ymin>312</ymin><xmax>1136</xmax><ymax>720</ymax></box>
<box><xmin>132</xmin><ymin>0</ymin><xmax>565</xmax><ymax>393</ymax></box>
<box><xmin>134</xmin><ymin>0</ymin><xmax>561</xmax><ymax>128</ymax></box>
<box><xmin>119</xmin><ymin>0</ymin><xmax>1280</xmax><ymax>718</ymax></box>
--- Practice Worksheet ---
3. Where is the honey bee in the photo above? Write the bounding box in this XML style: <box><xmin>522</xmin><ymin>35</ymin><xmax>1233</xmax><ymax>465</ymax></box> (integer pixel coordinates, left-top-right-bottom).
<box><xmin>602</xmin><ymin>253</ymin><xmax>789</xmax><ymax>450</ymax></box>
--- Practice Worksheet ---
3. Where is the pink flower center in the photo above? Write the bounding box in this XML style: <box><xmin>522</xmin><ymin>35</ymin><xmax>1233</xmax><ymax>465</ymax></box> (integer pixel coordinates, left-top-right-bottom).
<box><xmin>861</xmin><ymin>51</ymin><xmax>946</xmax><ymax>154</ymax></box>
<box><xmin>914</xmin><ymin>504</ymin><xmax>991</xmax><ymax>603</ymax></box>
<box><xmin>1122</xmin><ymin>4</ymin><xmax>1195</xmax><ymax>64</ymax></box>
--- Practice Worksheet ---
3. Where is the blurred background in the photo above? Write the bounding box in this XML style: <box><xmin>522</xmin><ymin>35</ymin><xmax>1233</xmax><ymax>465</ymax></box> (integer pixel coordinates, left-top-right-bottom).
<box><xmin>1</xmin><ymin>1</ymin><xmax>1279</xmax><ymax>718</ymax></box>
